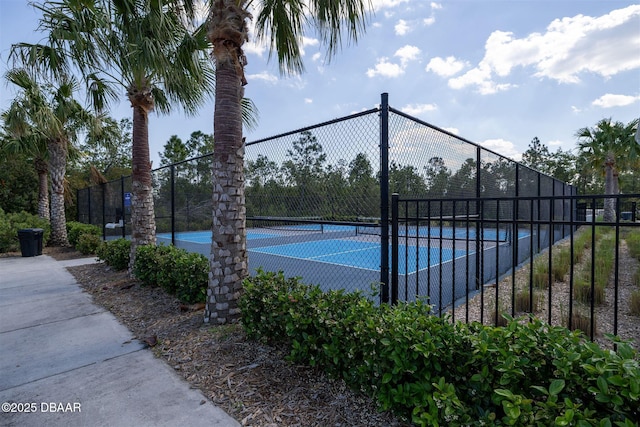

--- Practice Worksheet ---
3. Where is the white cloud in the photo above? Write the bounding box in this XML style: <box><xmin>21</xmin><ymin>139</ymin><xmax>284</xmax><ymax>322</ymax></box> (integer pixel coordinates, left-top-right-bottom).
<box><xmin>448</xmin><ymin>64</ymin><xmax>515</xmax><ymax>94</ymax></box>
<box><xmin>395</xmin><ymin>19</ymin><xmax>411</xmax><ymax>36</ymax></box>
<box><xmin>370</xmin><ymin>0</ymin><xmax>411</xmax><ymax>11</ymax></box>
<box><xmin>304</xmin><ymin>98</ymin><xmax>313</xmax><ymax>104</ymax></box>
<box><xmin>424</xmin><ymin>17</ymin><xmax>435</xmax><ymax>26</ymax></box>
<box><xmin>447</xmin><ymin>5</ymin><xmax>640</xmax><ymax>94</ymax></box>
<box><xmin>592</xmin><ymin>93</ymin><xmax>640</xmax><ymax>108</ymax></box>
<box><xmin>401</xmin><ymin>103</ymin><xmax>438</xmax><ymax>116</ymax></box>
<box><xmin>395</xmin><ymin>45</ymin><xmax>421</xmax><ymax>66</ymax></box>
<box><xmin>571</xmin><ymin>106</ymin><xmax>582</xmax><ymax>113</ymax></box>
<box><xmin>426</xmin><ymin>56</ymin><xmax>467</xmax><ymax>77</ymax></box>
<box><xmin>244</xmin><ymin>40</ymin><xmax>267</xmax><ymax>57</ymax></box>
<box><xmin>423</xmin><ymin>2</ymin><xmax>442</xmax><ymax>26</ymax></box>
<box><xmin>481</xmin><ymin>138</ymin><xmax>521</xmax><ymax>160</ymax></box>
<box><xmin>443</xmin><ymin>127</ymin><xmax>459</xmax><ymax>135</ymax></box>
<box><xmin>246</xmin><ymin>71</ymin><xmax>278</xmax><ymax>84</ymax></box>
<box><xmin>312</xmin><ymin>53</ymin><xmax>321</xmax><ymax>62</ymax></box>
<box><xmin>300</xmin><ymin>36</ymin><xmax>319</xmax><ymax>56</ymax></box>
<box><xmin>366</xmin><ymin>57</ymin><xmax>404</xmax><ymax>78</ymax></box>
<box><xmin>548</xmin><ymin>140</ymin><xmax>563</xmax><ymax>147</ymax></box>
<box><xmin>367</xmin><ymin>45</ymin><xmax>420</xmax><ymax>79</ymax></box>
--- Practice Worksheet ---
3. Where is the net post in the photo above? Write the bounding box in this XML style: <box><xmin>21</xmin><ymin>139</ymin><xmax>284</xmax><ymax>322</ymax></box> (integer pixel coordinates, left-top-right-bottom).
<box><xmin>380</xmin><ymin>93</ymin><xmax>390</xmax><ymax>305</ymax></box>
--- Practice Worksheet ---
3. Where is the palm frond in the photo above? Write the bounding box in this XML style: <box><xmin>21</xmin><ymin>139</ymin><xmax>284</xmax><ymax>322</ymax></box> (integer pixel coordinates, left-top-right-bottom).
<box><xmin>255</xmin><ymin>0</ymin><xmax>306</xmax><ymax>75</ymax></box>
<box><xmin>241</xmin><ymin>97</ymin><xmax>259</xmax><ymax>132</ymax></box>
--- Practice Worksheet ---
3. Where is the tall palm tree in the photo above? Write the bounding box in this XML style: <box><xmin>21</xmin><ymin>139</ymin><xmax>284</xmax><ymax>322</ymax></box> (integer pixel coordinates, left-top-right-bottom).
<box><xmin>577</xmin><ymin>118</ymin><xmax>640</xmax><ymax>222</ymax></box>
<box><xmin>3</xmin><ymin>68</ymin><xmax>96</xmax><ymax>245</ymax></box>
<box><xmin>11</xmin><ymin>0</ymin><xmax>216</xmax><ymax>270</ymax></box>
<box><xmin>1</xmin><ymin>106</ymin><xmax>50</xmax><ymax>220</ymax></box>
<box><xmin>205</xmin><ymin>0</ymin><xmax>372</xmax><ymax>323</ymax></box>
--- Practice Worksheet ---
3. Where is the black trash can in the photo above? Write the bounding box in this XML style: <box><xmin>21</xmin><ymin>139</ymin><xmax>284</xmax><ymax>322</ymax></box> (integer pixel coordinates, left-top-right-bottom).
<box><xmin>17</xmin><ymin>228</ymin><xmax>44</xmax><ymax>257</ymax></box>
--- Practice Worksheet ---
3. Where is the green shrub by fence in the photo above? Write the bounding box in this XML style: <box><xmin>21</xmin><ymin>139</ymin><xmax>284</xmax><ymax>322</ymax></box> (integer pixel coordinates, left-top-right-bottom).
<box><xmin>240</xmin><ymin>271</ymin><xmax>639</xmax><ymax>426</ymax></box>
<box><xmin>96</xmin><ymin>238</ymin><xmax>131</xmax><ymax>271</ymax></box>
<box><xmin>133</xmin><ymin>244</ymin><xmax>207</xmax><ymax>304</ymax></box>
<box><xmin>66</xmin><ymin>221</ymin><xmax>101</xmax><ymax>247</ymax></box>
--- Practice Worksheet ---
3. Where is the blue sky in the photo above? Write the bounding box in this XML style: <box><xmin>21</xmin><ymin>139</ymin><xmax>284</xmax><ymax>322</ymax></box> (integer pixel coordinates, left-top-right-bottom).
<box><xmin>1</xmin><ymin>0</ymin><xmax>639</xmax><ymax>167</ymax></box>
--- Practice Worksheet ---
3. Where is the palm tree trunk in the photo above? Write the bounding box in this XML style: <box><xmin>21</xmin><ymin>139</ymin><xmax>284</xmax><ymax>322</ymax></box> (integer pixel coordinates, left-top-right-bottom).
<box><xmin>205</xmin><ymin>50</ymin><xmax>247</xmax><ymax>324</ymax></box>
<box><xmin>48</xmin><ymin>138</ymin><xmax>68</xmax><ymax>246</ymax></box>
<box><xmin>34</xmin><ymin>157</ymin><xmax>50</xmax><ymax>220</ymax></box>
<box><xmin>129</xmin><ymin>104</ymin><xmax>157</xmax><ymax>273</ymax></box>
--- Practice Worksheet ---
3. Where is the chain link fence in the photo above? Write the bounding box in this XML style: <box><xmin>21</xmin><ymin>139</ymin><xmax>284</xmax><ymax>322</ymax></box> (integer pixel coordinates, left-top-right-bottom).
<box><xmin>77</xmin><ymin>93</ymin><xmax>576</xmax><ymax>302</ymax></box>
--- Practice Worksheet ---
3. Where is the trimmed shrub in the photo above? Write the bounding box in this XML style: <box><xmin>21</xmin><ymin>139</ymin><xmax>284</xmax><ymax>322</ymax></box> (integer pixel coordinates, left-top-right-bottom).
<box><xmin>66</xmin><ymin>221</ymin><xmax>101</xmax><ymax>247</ymax></box>
<box><xmin>96</xmin><ymin>238</ymin><xmax>130</xmax><ymax>270</ymax></box>
<box><xmin>240</xmin><ymin>272</ymin><xmax>640</xmax><ymax>425</ymax></box>
<box><xmin>76</xmin><ymin>233</ymin><xmax>102</xmax><ymax>255</ymax></box>
<box><xmin>133</xmin><ymin>244</ymin><xmax>207</xmax><ymax>303</ymax></box>
<box><xmin>0</xmin><ymin>208</ymin><xmax>50</xmax><ymax>252</ymax></box>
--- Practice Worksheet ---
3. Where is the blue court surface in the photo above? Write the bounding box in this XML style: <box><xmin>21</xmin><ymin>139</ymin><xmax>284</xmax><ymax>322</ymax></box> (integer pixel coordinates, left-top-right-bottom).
<box><xmin>158</xmin><ymin>231</ymin><xmax>467</xmax><ymax>273</ymax></box>
<box><xmin>158</xmin><ymin>230</ymin><xmax>278</xmax><ymax>243</ymax></box>
<box><xmin>251</xmin><ymin>239</ymin><xmax>466</xmax><ymax>273</ymax></box>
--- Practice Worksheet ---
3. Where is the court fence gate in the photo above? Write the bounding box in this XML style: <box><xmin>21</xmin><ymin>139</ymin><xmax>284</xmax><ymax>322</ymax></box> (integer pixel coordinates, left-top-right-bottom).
<box><xmin>77</xmin><ymin>93</ymin><xmax>577</xmax><ymax>306</ymax></box>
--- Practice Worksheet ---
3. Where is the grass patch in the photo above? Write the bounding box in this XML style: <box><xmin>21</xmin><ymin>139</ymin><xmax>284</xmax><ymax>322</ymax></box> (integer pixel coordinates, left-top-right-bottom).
<box><xmin>630</xmin><ymin>290</ymin><xmax>640</xmax><ymax>316</ymax></box>
<box><xmin>565</xmin><ymin>309</ymin><xmax>597</xmax><ymax>337</ymax></box>
<box><xmin>514</xmin><ymin>289</ymin><xmax>542</xmax><ymax>313</ymax></box>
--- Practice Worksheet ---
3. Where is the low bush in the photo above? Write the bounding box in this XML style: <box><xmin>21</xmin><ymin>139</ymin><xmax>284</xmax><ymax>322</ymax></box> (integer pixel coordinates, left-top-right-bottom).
<box><xmin>133</xmin><ymin>244</ymin><xmax>207</xmax><ymax>304</ymax></box>
<box><xmin>66</xmin><ymin>221</ymin><xmax>101</xmax><ymax>247</ymax></box>
<box><xmin>240</xmin><ymin>271</ymin><xmax>640</xmax><ymax>426</ymax></box>
<box><xmin>96</xmin><ymin>238</ymin><xmax>130</xmax><ymax>270</ymax></box>
<box><xmin>0</xmin><ymin>208</ymin><xmax>50</xmax><ymax>252</ymax></box>
<box><xmin>76</xmin><ymin>233</ymin><xmax>102</xmax><ymax>255</ymax></box>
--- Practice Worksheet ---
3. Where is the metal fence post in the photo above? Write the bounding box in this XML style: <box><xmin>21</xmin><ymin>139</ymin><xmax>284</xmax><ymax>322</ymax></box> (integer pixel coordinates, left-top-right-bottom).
<box><xmin>101</xmin><ymin>183</ymin><xmax>106</xmax><ymax>241</ymax></box>
<box><xmin>391</xmin><ymin>193</ymin><xmax>399</xmax><ymax>305</ymax></box>
<box><xmin>120</xmin><ymin>175</ymin><xmax>126</xmax><ymax>239</ymax></box>
<box><xmin>171</xmin><ymin>164</ymin><xmax>176</xmax><ymax>245</ymax></box>
<box><xmin>87</xmin><ymin>187</ymin><xmax>92</xmax><ymax>227</ymax></box>
<box><xmin>380</xmin><ymin>93</ymin><xmax>390</xmax><ymax>304</ymax></box>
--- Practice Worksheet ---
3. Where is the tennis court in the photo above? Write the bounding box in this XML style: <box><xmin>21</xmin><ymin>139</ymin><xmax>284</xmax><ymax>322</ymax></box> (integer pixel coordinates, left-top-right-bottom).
<box><xmin>157</xmin><ymin>222</ymin><xmax>530</xmax><ymax>310</ymax></box>
<box><xmin>158</xmin><ymin>230</ymin><xmax>467</xmax><ymax>274</ymax></box>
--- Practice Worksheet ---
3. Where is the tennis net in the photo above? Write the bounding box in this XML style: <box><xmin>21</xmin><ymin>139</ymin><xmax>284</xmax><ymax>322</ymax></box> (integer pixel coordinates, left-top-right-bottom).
<box><xmin>356</xmin><ymin>214</ymin><xmax>513</xmax><ymax>242</ymax></box>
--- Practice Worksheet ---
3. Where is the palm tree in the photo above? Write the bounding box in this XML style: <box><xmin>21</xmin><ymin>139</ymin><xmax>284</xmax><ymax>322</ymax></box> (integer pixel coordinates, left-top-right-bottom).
<box><xmin>11</xmin><ymin>0</ymin><xmax>216</xmax><ymax>270</ymax></box>
<box><xmin>205</xmin><ymin>0</ymin><xmax>372</xmax><ymax>323</ymax></box>
<box><xmin>3</xmin><ymin>68</ymin><xmax>96</xmax><ymax>245</ymax></box>
<box><xmin>577</xmin><ymin>118</ymin><xmax>640</xmax><ymax>222</ymax></box>
<box><xmin>1</xmin><ymin>106</ymin><xmax>50</xmax><ymax>220</ymax></box>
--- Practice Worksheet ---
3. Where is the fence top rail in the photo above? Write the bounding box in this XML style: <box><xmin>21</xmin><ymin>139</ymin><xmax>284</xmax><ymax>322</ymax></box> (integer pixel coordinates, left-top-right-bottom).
<box><xmin>394</xmin><ymin>193</ymin><xmax>640</xmax><ymax>203</ymax></box>
<box><xmin>246</xmin><ymin>107</ymin><xmax>380</xmax><ymax>147</ymax></box>
<box><xmin>247</xmin><ymin>216</ymin><xmax>380</xmax><ymax>228</ymax></box>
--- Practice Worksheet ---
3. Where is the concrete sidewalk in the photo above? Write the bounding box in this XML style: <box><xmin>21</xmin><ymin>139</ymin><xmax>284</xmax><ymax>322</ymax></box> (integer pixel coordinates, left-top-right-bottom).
<box><xmin>0</xmin><ymin>254</ymin><xmax>239</xmax><ymax>427</ymax></box>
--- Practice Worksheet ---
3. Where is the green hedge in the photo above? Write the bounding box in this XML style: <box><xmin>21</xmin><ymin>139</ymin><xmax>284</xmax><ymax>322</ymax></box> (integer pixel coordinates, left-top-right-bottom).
<box><xmin>0</xmin><ymin>208</ymin><xmax>50</xmax><ymax>253</ymax></box>
<box><xmin>96</xmin><ymin>238</ymin><xmax>131</xmax><ymax>271</ymax></box>
<box><xmin>133</xmin><ymin>244</ymin><xmax>207</xmax><ymax>304</ymax></box>
<box><xmin>66</xmin><ymin>221</ymin><xmax>101</xmax><ymax>247</ymax></box>
<box><xmin>240</xmin><ymin>271</ymin><xmax>640</xmax><ymax>426</ymax></box>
